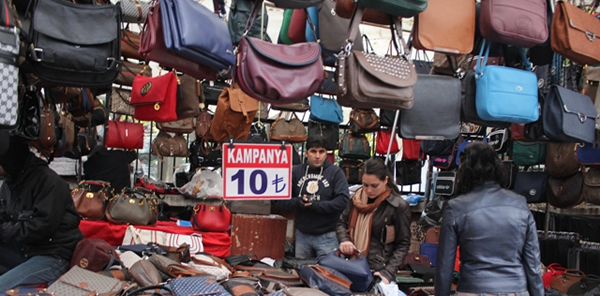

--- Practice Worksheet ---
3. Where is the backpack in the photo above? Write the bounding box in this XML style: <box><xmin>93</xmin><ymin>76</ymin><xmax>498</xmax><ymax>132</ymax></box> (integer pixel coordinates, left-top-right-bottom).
<box><xmin>206</xmin><ymin>85</ymin><xmax>258</xmax><ymax>143</ymax></box>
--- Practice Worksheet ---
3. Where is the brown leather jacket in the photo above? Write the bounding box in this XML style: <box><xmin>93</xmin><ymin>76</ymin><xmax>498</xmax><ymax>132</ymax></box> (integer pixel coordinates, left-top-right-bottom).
<box><xmin>336</xmin><ymin>192</ymin><xmax>411</xmax><ymax>282</ymax></box>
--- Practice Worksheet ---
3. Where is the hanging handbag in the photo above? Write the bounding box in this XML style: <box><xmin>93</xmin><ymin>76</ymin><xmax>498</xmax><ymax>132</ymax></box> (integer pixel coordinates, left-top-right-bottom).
<box><xmin>71</xmin><ymin>180</ymin><xmax>111</xmax><ymax>221</ymax></box>
<box><xmin>0</xmin><ymin>25</ymin><xmax>18</xmax><ymax>129</ymax></box>
<box><xmin>461</xmin><ymin>70</ymin><xmax>511</xmax><ymax>128</ymax></box>
<box><xmin>583</xmin><ymin>65</ymin><xmax>599</xmax><ymax>102</ymax></box>
<box><xmin>543</xmin><ymin>85</ymin><xmax>598</xmax><ymax>144</ymax></box>
<box><xmin>434</xmin><ymin>171</ymin><xmax>457</xmax><ymax>196</ymax></box>
<box><xmin>248</xmin><ymin>122</ymin><xmax>269</xmax><ymax>143</ymax></box>
<box><xmin>176</xmin><ymin>74</ymin><xmax>202</xmax><ymax>119</ymax></box>
<box><xmin>105</xmin><ymin>188</ymin><xmax>158</xmax><ymax>225</ymax></box>
<box><xmin>202</xmin><ymin>80</ymin><xmax>230</xmax><ymax>106</ymax></box>
<box><xmin>47</xmin><ymin>266</ymin><xmax>124</xmax><ymax>296</ymax></box>
<box><xmin>105</xmin><ymin>120</ymin><xmax>144</xmax><ymax>150</ymax></box>
<box><xmin>334</xmin><ymin>0</ymin><xmax>398</xmax><ymax>25</ymax></box>
<box><xmin>156</xmin><ymin>117</ymin><xmax>196</xmax><ymax>134</ymax></box>
<box><xmin>551</xmin><ymin>0</ymin><xmax>600</xmax><ymax>66</ymax></box>
<box><xmin>29</xmin><ymin>0</ymin><xmax>121</xmax><ymax>87</ymax></box>
<box><xmin>545</xmin><ymin>142</ymin><xmax>580</xmax><ymax>178</ymax></box>
<box><xmin>576</xmin><ymin>143</ymin><xmax>600</xmax><ymax>167</ymax></box>
<box><xmin>402</xmin><ymin>139</ymin><xmax>423</xmax><ymax>160</ymax></box>
<box><xmin>130</xmin><ymin>71</ymin><xmax>178</xmax><ymax>122</ymax></box>
<box><xmin>309</xmin><ymin>95</ymin><xmax>343</xmax><ymax>124</ymax></box>
<box><xmin>195</xmin><ymin>109</ymin><xmax>212</xmax><ymax>139</ymax></box>
<box><xmin>270</xmin><ymin>112</ymin><xmax>308</xmax><ymax>143</ymax></box>
<box><xmin>412</xmin><ymin>0</ymin><xmax>475</xmax><ymax>55</ymax></box>
<box><xmin>30</xmin><ymin>100</ymin><xmax>59</xmax><ymax>156</ymax></box>
<box><xmin>479</xmin><ymin>0</ymin><xmax>548</xmax><ymax>48</ymax></box>
<box><xmin>486</xmin><ymin>128</ymin><xmax>510</xmax><ymax>154</ymax></box>
<box><xmin>307</xmin><ymin>120</ymin><xmax>339</xmax><ymax>150</ymax></box>
<box><xmin>228</xmin><ymin>0</ymin><xmax>269</xmax><ymax>46</ymax></box>
<box><xmin>192</xmin><ymin>197</ymin><xmax>232</xmax><ymax>232</ymax></box>
<box><xmin>512</xmin><ymin>141</ymin><xmax>547</xmax><ymax>166</ymax></box>
<box><xmin>550</xmin><ymin>269</ymin><xmax>586</xmax><ymax>294</ymax></box>
<box><xmin>337</xmin><ymin>6</ymin><xmax>417</xmax><ymax>110</ymax></box>
<box><xmin>398</xmin><ymin>74</ymin><xmax>462</xmax><ymax>140</ymax></box>
<box><xmin>376</xmin><ymin>129</ymin><xmax>399</xmax><ymax>155</ymax></box>
<box><xmin>110</xmin><ymin>87</ymin><xmax>135</xmax><ymax>116</ymax></box>
<box><xmin>379</xmin><ymin>109</ymin><xmax>397</xmax><ymax>127</ymax></box>
<box><xmin>356</xmin><ymin>0</ymin><xmax>427</xmax><ymax>18</ymax></box>
<box><xmin>138</xmin><ymin>2</ymin><xmax>218</xmax><ymax>81</ymax></box>
<box><xmin>115</xmin><ymin>60</ymin><xmax>152</xmax><ymax>87</ymax></box>
<box><xmin>475</xmin><ymin>41</ymin><xmax>539</xmax><ymax>124</ymax></box>
<box><xmin>270</xmin><ymin>97</ymin><xmax>310</xmax><ymax>112</ymax></box>
<box><xmin>349</xmin><ymin>108</ymin><xmax>380</xmax><ymax>135</ymax></box>
<box><xmin>583</xmin><ymin>167</ymin><xmax>600</xmax><ymax>206</ymax></box>
<box><xmin>207</xmin><ymin>84</ymin><xmax>258</xmax><ymax>143</ymax></box>
<box><xmin>547</xmin><ymin>172</ymin><xmax>584</xmax><ymax>209</ymax></box>
<box><xmin>396</xmin><ymin>160</ymin><xmax>423</xmax><ymax>185</ymax></box>
<box><xmin>288</xmin><ymin>8</ymin><xmax>307</xmax><ymax>44</ymax></box>
<box><xmin>318</xmin><ymin>0</ymin><xmax>363</xmax><ymax>53</ymax></box>
<box><xmin>339</xmin><ymin>159</ymin><xmax>363</xmax><ymax>185</ymax></box>
<box><xmin>120</xmin><ymin>0</ymin><xmax>150</xmax><ymax>23</ymax></box>
<box><xmin>339</xmin><ymin>131</ymin><xmax>371</xmax><ymax>159</ymax></box>
<box><xmin>151</xmin><ymin>131</ymin><xmax>189</xmax><ymax>160</ymax></box>
<box><xmin>189</xmin><ymin>139</ymin><xmax>223</xmax><ymax>170</ymax></box>
<box><xmin>318</xmin><ymin>249</ymin><xmax>373</xmax><ymax>292</ymax></box>
<box><xmin>121</xmin><ymin>29</ymin><xmax>142</xmax><ymax>60</ymax></box>
<box><xmin>512</xmin><ymin>171</ymin><xmax>549</xmax><ymax>203</ymax></box>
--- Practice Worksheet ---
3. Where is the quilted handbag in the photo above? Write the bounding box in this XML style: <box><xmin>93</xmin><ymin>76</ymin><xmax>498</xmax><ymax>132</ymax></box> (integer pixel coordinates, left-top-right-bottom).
<box><xmin>270</xmin><ymin>112</ymin><xmax>308</xmax><ymax>143</ymax></box>
<box><xmin>0</xmin><ymin>26</ymin><xmax>18</xmax><ymax>129</ymax></box>
<box><xmin>169</xmin><ymin>276</ymin><xmax>232</xmax><ymax>296</ymax></box>
<box><xmin>337</xmin><ymin>6</ymin><xmax>417</xmax><ymax>110</ymax></box>
<box><xmin>547</xmin><ymin>172</ymin><xmax>584</xmax><ymax>209</ymax></box>
<box><xmin>318</xmin><ymin>250</ymin><xmax>373</xmax><ymax>292</ymax></box>
<box><xmin>339</xmin><ymin>131</ymin><xmax>371</xmax><ymax>159</ymax></box>
<box><xmin>479</xmin><ymin>0</ymin><xmax>548</xmax><ymax>48</ymax></box>
<box><xmin>237</xmin><ymin>35</ymin><xmax>324</xmax><ymax>105</ymax></box>
<box><xmin>357</xmin><ymin>0</ymin><xmax>428</xmax><ymax>17</ymax></box>
<box><xmin>192</xmin><ymin>197</ymin><xmax>231</xmax><ymax>232</ymax></box>
<box><xmin>130</xmin><ymin>71</ymin><xmax>178</xmax><ymax>122</ymax></box>
<box><xmin>376</xmin><ymin>129</ymin><xmax>399</xmax><ymax>155</ymax></box>
<box><xmin>307</xmin><ymin>120</ymin><xmax>339</xmax><ymax>151</ymax></box>
<box><xmin>47</xmin><ymin>266</ymin><xmax>123</xmax><ymax>296</ymax></box>
<box><xmin>106</xmin><ymin>188</ymin><xmax>159</xmax><ymax>225</ymax></box>
<box><xmin>295</xmin><ymin>264</ymin><xmax>352</xmax><ymax>296</ymax></box>
<box><xmin>545</xmin><ymin>142</ymin><xmax>580</xmax><ymax>178</ymax></box>
<box><xmin>120</xmin><ymin>0</ymin><xmax>151</xmax><ymax>23</ymax></box>
<box><xmin>71</xmin><ymin>180</ymin><xmax>111</xmax><ymax>220</ymax></box>
<box><xmin>138</xmin><ymin>2</ymin><xmax>218</xmax><ymax>80</ymax></box>
<box><xmin>105</xmin><ymin>120</ymin><xmax>144</xmax><ymax>150</ymax></box>
<box><xmin>29</xmin><ymin>0</ymin><xmax>121</xmax><ymax>87</ymax></box>
<box><xmin>475</xmin><ymin>40</ymin><xmax>539</xmax><ymax>124</ymax></box>
<box><xmin>551</xmin><ymin>0</ymin><xmax>600</xmax><ymax>66</ymax></box>
<box><xmin>398</xmin><ymin>74</ymin><xmax>462</xmax><ymax>140</ymax></box>
<box><xmin>576</xmin><ymin>143</ymin><xmax>600</xmax><ymax>167</ymax></box>
<box><xmin>161</xmin><ymin>0</ymin><xmax>235</xmax><ymax>75</ymax></box>
<box><xmin>110</xmin><ymin>87</ymin><xmax>135</xmax><ymax>116</ymax></box>
<box><xmin>309</xmin><ymin>95</ymin><xmax>343</xmax><ymax>124</ymax></box>
<box><xmin>339</xmin><ymin>159</ymin><xmax>363</xmax><ymax>185</ymax></box>
<box><xmin>543</xmin><ymin>85</ymin><xmax>598</xmax><ymax>144</ymax></box>
<box><xmin>583</xmin><ymin>167</ymin><xmax>600</xmax><ymax>206</ymax></box>
<box><xmin>512</xmin><ymin>141</ymin><xmax>546</xmax><ymax>166</ymax></box>
<box><xmin>413</xmin><ymin>0</ymin><xmax>475</xmax><ymax>54</ymax></box>
<box><xmin>511</xmin><ymin>171</ymin><xmax>548</xmax><ymax>203</ymax></box>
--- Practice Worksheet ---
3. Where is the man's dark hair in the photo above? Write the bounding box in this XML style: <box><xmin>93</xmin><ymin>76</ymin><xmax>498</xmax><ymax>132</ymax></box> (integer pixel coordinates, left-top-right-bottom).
<box><xmin>305</xmin><ymin>135</ymin><xmax>328</xmax><ymax>150</ymax></box>
<box><xmin>457</xmin><ymin>141</ymin><xmax>505</xmax><ymax>193</ymax></box>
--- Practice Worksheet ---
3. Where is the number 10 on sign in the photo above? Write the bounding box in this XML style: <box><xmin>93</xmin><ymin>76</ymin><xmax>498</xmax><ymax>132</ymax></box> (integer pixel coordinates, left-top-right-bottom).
<box><xmin>223</xmin><ymin>143</ymin><xmax>292</xmax><ymax>200</ymax></box>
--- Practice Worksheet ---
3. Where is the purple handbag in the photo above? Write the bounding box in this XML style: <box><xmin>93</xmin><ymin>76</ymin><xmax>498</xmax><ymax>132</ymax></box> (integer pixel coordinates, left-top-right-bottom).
<box><xmin>479</xmin><ymin>0</ymin><xmax>548</xmax><ymax>47</ymax></box>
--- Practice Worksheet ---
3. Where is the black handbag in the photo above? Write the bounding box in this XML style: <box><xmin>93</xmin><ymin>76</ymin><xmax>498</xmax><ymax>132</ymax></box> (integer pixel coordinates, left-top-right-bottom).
<box><xmin>434</xmin><ymin>171</ymin><xmax>457</xmax><ymax>196</ymax></box>
<box><xmin>547</xmin><ymin>172</ymin><xmax>584</xmax><ymax>209</ymax></box>
<box><xmin>396</xmin><ymin>160</ymin><xmax>422</xmax><ymax>185</ymax></box>
<box><xmin>512</xmin><ymin>171</ymin><xmax>549</xmax><ymax>203</ymax></box>
<box><xmin>202</xmin><ymin>80</ymin><xmax>230</xmax><ymax>106</ymax></box>
<box><xmin>29</xmin><ymin>0</ymin><xmax>121</xmax><ymax>87</ymax></box>
<box><xmin>339</xmin><ymin>159</ymin><xmax>363</xmax><ymax>185</ymax></box>
<box><xmin>379</xmin><ymin>109</ymin><xmax>398</xmax><ymax>127</ymax></box>
<box><xmin>486</xmin><ymin>127</ymin><xmax>511</xmax><ymax>154</ymax></box>
<box><xmin>307</xmin><ymin>120</ymin><xmax>339</xmax><ymax>151</ymax></box>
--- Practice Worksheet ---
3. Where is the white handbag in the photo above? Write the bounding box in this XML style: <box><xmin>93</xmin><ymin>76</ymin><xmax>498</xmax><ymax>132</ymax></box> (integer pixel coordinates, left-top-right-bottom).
<box><xmin>121</xmin><ymin>225</ymin><xmax>204</xmax><ymax>254</ymax></box>
<box><xmin>188</xmin><ymin>253</ymin><xmax>232</xmax><ymax>280</ymax></box>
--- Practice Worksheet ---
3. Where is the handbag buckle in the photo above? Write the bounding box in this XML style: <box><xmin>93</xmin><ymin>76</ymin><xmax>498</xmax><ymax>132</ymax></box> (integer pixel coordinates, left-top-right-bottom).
<box><xmin>586</xmin><ymin>31</ymin><xmax>596</xmax><ymax>42</ymax></box>
<box><xmin>106</xmin><ymin>57</ymin><xmax>117</xmax><ymax>70</ymax></box>
<box><xmin>32</xmin><ymin>48</ymin><xmax>44</xmax><ymax>62</ymax></box>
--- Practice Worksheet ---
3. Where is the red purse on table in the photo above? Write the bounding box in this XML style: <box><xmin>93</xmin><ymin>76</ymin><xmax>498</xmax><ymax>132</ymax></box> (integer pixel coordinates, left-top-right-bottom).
<box><xmin>105</xmin><ymin>120</ymin><xmax>144</xmax><ymax>150</ymax></box>
<box><xmin>192</xmin><ymin>197</ymin><xmax>231</xmax><ymax>232</ymax></box>
<box><xmin>130</xmin><ymin>71</ymin><xmax>178</xmax><ymax>122</ymax></box>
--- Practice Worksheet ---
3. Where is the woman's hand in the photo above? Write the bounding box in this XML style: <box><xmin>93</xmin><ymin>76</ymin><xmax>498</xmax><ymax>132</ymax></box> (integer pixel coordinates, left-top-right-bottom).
<box><xmin>339</xmin><ymin>241</ymin><xmax>355</xmax><ymax>255</ymax></box>
<box><xmin>374</xmin><ymin>271</ymin><xmax>390</xmax><ymax>285</ymax></box>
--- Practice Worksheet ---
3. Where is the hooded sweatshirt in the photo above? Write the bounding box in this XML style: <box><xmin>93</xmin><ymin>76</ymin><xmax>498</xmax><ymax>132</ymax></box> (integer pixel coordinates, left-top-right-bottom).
<box><xmin>274</xmin><ymin>157</ymin><xmax>350</xmax><ymax>235</ymax></box>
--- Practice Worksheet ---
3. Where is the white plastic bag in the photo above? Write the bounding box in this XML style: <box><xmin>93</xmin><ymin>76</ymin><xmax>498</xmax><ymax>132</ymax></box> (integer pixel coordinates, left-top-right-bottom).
<box><xmin>178</xmin><ymin>168</ymin><xmax>223</xmax><ymax>198</ymax></box>
<box><xmin>375</xmin><ymin>281</ymin><xmax>405</xmax><ymax>296</ymax></box>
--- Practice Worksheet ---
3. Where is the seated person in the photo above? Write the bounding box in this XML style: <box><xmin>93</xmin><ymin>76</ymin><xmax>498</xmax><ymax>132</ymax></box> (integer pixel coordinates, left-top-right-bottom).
<box><xmin>84</xmin><ymin>145</ymin><xmax>137</xmax><ymax>192</ymax></box>
<box><xmin>0</xmin><ymin>136</ymin><xmax>83</xmax><ymax>291</ymax></box>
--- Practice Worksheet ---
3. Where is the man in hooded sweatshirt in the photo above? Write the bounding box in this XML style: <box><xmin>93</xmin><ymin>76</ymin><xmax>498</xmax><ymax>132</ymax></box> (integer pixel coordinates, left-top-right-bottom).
<box><xmin>273</xmin><ymin>135</ymin><xmax>350</xmax><ymax>258</ymax></box>
<box><xmin>0</xmin><ymin>136</ymin><xmax>83</xmax><ymax>291</ymax></box>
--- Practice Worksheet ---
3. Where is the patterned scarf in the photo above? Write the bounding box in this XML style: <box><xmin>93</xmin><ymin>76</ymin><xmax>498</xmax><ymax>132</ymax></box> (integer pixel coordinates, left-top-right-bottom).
<box><xmin>347</xmin><ymin>188</ymin><xmax>390</xmax><ymax>255</ymax></box>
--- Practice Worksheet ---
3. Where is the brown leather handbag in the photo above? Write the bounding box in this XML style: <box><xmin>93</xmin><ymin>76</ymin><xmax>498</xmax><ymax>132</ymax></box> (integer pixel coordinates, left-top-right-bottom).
<box><xmin>551</xmin><ymin>0</ymin><xmax>600</xmax><ymax>66</ymax></box>
<box><xmin>121</xmin><ymin>29</ymin><xmax>142</xmax><ymax>60</ymax></box>
<box><xmin>129</xmin><ymin>260</ymin><xmax>162</xmax><ymax>287</ymax></box>
<box><xmin>349</xmin><ymin>108</ymin><xmax>380</xmax><ymax>134</ymax></box>
<box><xmin>110</xmin><ymin>87</ymin><xmax>135</xmax><ymax>116</ymax></box>
<box><xmin>480</xmin><ymin>0</ymin><xmax>548</xmax><ymax>48</ymax></box>
<box><xmin>270</xmin><ymin>112</ymin><xmax>308</xmax><ymax>143</ymax></box>
<box><xmin>71</xmin><ymin>180</ymin><xmax>111</xmax><ymax>220</ymax></box>
<box><xmin>334</xmin><ymin>0</ymin><xmax>399</xmax><ymax>25</ymax></box>
<box><xmin>30</xmin><ymin>102</ymin><xmax>58</xmax><ymax>156</ymax></box>
<box><xmin>156</xmin><ymin>117</ymin><xmax>196</xmax><ymax>134</ymax></box>
<box><xmin>195</xmin><ymin>108</ymin><xmax>212</xmax><ymax>139</ymax></box>
<box><xmin>550</xmin><ymin>269</ymin><xmax>586</xmax><ymax>294</ymax></box>
<box><xmin>583</xmin><ymin>167</ymin><xmax>600</xmax><ymax>206</ymax></box>
<box><xmin>115</xmin><ymin>61</ymin><xmax>152</xmax><ymax>87</ymax></box>
<box><xmin>413</xmin><ymin>0</ymin><xmax>475</xmax><ymax>55</ymax></box>
<box><xmin>151</xmin><ymin>131</ymin><xmax>189</xmax><ymax>161</ymax></box>
<box><xmin>547</xmin><ymin>171</ymin><xmax>584</xmax><ymax>209</ymax></box>
<box><xmin>176</xmin><ymin>74</ymin><xmax>202</xmax><ymax>119</ymax></box>
<box><xmin>270</xmin><ymin>98</ymin><xmax>310</xmax><ymax>112</ymax></box>
<box><xmin>424</xmin><ymin>226</ymin><xmax>440</xmax><ymax>244</ymax></box>
<box><xmin>207</xmin><ymin>84</ymin><xmax>258</xmax><ymax>143</ymax></box>
<box><xmin>545</xmin><ymin>142</ymin><xmax>581</xmax><ymax>178</ymax></box>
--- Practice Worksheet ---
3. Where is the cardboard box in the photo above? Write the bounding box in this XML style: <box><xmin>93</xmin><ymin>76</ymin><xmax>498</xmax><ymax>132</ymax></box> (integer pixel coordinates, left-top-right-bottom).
<box><xmin>230</xmin><ymin>214</ymin><xmax>287</xmax><ymax>259</ymax></box>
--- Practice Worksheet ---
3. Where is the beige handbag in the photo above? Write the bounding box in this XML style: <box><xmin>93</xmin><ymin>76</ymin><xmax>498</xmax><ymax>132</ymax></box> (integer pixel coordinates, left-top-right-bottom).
<box><xmin>188</xmin><ymin>253</ymin><xmax>232</xmax><ymax>280</ymax></box>
<box><xmin>269</xmin><ymin>112</ymin><xmax>307</xmax><ymax>143</ymax></box>
<box><xmin>110</xmin><ymin>87</ymin><xmax>135</xmax><ymax>116</ymax></box>
<box><xmin>105</xmin><ymin>188</ymin><xmax>158</xmax><ymax>226</ymax></box>
<box><xmin>47</xmin><ymin>266</ymin><xmax>124</xmax><ymax>296</ymax></box>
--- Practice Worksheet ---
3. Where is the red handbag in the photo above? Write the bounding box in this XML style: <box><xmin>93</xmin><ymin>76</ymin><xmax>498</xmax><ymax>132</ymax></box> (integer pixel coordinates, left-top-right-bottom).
<box><xmin>191</xmin><ymin>197</ymin><xmax>231</xmax><ymax>232</ymax></box>
<box><xmin>402</xmin><ymin>139</ymin><xmax>423</xmax><ymax>160</ymax></box>
<box><xmin>288</xmin><ymin>9</ymin><xmax>307</xmax><ymax>43</ymax></box>
<box><xmin>105</xmin><ymin>120</ymin><xmax>144</xmax><ymax>150</ymax></box>
<box><xmin>542</xmin><ymin>263</ymin><xmax>567</xmax><ymax>289</ymax></box>
<box><xmin>131</xmin><ymin>71</ymin><xmax>178</xmax><ymax>122</ymax></box>
<box><xmin>375</xmin><ymin>129</ymin><xmax>399</xmax><ymax>155</ymax></box>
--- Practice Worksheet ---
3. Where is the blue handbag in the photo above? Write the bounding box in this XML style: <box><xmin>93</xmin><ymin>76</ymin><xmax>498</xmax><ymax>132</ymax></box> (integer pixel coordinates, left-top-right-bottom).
<box><xmin>305</xmin><ymin>6</ymin><xmax>319</xmax><ymax>42</ymax></box>
<box><xmin>309</xmin><ymin>95</ymin><xmax>343</xmax><ymax>124</ymax></box>
<box><xmin>475</xmin><ymin>40</ymin><xmax>539</xmax><ymax>124</ymax></box>
<box><xmin>318</xmin><ymin>249</ymin><xmax>373</xmax><ymax>292</ymax></box>
<box><xmin>169</xmin><ymin>276</ymin><xmax>232</xmax><ymax>296</ymax></box>
<box><xmin>577</xmin><ymin>143</ymin><xmax>600</xmax><ymax>167</ymax></box>
<box><xmin>161</xmin><ymin>0</ymin><xmax>235</xmax><ymax>76</ymax></box>
<box><xmin>542</xmin><ymin>85</ymin><xmax>598</xmax><ymax>144</ymax></box>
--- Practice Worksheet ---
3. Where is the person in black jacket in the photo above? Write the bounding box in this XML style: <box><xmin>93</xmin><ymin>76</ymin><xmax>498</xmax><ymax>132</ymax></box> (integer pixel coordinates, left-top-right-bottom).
<box><xmin>273</xmin><ymin>135</ymin><xmax>350</xmax><ymax>258</ymax></box>
<box><xmin>84</xmin><ymin>144</ymin><xmax>137</xmax><ymax>193</ymax></box>
<box><xmin>0</xmin><ymin>137</ymin><xmax>83</xmax><ymax>292</ymax></box>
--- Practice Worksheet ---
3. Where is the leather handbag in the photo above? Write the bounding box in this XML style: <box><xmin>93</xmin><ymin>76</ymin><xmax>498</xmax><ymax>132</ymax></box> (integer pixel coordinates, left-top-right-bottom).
<box><xmin>30</xmin><ymin>101</ymin><xmax>58</xmax><ymax>156</ymax></box>
<box><xmin>307</xmin><ymin>120</ymin><xmax>339</xmax><ymax>151</ymax></box>
<box><xmin>129</xmin><ymin>260</ymin><xmax>162</xmax><ymax>287</ymax></box>
<box><xmin>542</xmin><ymin>263</ymin><xmax>567</xmax><ymax>289</ymax></box>
<box><xmin>475</xmin><ymin>41</ymin><xmax>539</xmax><ymax>124</ymax></box>
<box><xmin>567</xmin><ymin>274</ymin><xmax>600</xmax><ymax>295</ymax></box>
<box><xmin>339</xmin><ymin>159</ymin><xmax>363</xmax><ymax>185</ymax></box>
<box><xmin>192</xmin><ymin>197</ymin><xmax>231</xmax><ymax>232</ymax></box>
<box><xmin>120</xmin><ymin>0</ymin><xmax>151</xmax><ymax>23</ymax></box>
<box><xmin>543</xmin><ymin>85</ymin><xmax>598</xmax><ymax>144</ymax></box>
<box><xmin>207</xmin><ymin>84</ymin><xmax>259</xmax><ymax>143</ymax></box>
<box><xmin>309</xmin><ymin>95</ymin><xmax>344</xmax><ymax>124</ymax></box>
<box><xmin>379</xmin><ymin>109</ymin><xmax>397</xmax><ymax>127</ymax></box>
<box><xmin>195</xmin><ymin>109</ymin><xmax>212</xmax><ymax>139</ymax></box>
<box><xmin>576</xmin><ymin>143</ymin><xmax>600</xmax><ymax>167</ymax></box>
<box><xmin>202</xmin><ymin>80</ymin><xmax>230</xmax><ymax>106</ymax></box>
<box><xmin>47</xmin><ymin>266</ymin><xmax>124</xmax><ymax>296</ymax></box>
<box><xmin>357</xmin><ymin>0</ymin><xmax>427</xmax><ymax>17</ymax></box>
<box><xmin>413</xmin><ymin>0</ymin><xmax>475</xmax><ymax>55</ymax></box>
<box><xmin>512</xmin><ymin>141</ymin><xmax>547</xmax><ymax>166</ymax></box>
<box><xmin>337</xmin><ymin>6</ymin><xmax>417</xmax><ymax>110</ymax></box>
<box><xmin>270</xmin><ymin>97</ymin><xmax>310</xmax><ymax>112</ymax></box>
<box><xmin>319</xmin><ymin>0</ymin><xmax>363</xmax><ymax>53</ymax></box>
<box><xmin>176</xmin><ymin>74</ymin><xmax>202</xmax><ymax>119</ymax></box>
<box><xmin>105</xmin><ymin>188</ymin><xmax>158</xmax><ymax>225</ymax></box>
<box><xmin>551</xmin><ymin>0</ymin><xmax>600</xmax><ymax>66</ymax></box>
<box><xmin>334</xmin><ymin>0</ymin><xmax>398</xmax><ymax>25</ymax></box>
<box><xmin>512</xmin><ymin>171</ymin><xmax>549</xmax><ymax>203</ymax></box>
<box><xmin>583</xmin><ymin>65</ymin><xmax>599</xmax><ymax>102</ymax></box>
<box><xmin>279</xmin><ymin>9</ymin><xmax>294</xmax><ymax>45</ymax></box>
<box><xmin>376</xmin><ymin>129</ymin><xmax>399</xmax><ymax>155</ymax></box>
<box><xmin>189</xmin><ymin>139</ymin><xmax>223</xmax><ymax>169</ymax></box>
<box><xmin>550</xmin><ymin>269</ymin><xmax>586</xmax><ymax>294</ymax></box>
<box><xmin>130</xmin><ymin>71</ymin><xmax>178</xmax><ymax>122</ymax></box>
<box><xmin>269</xmin><ymin>112</ymin><xmax>308</xmax><ymax>143</ymax></box>
<box><xmin>121</xmin><ymin>29</ymin><xmax>142</xmax><ymax>60</ymax></box>
<box><xmin>156</xmin><ymin>117</ymin><xmax>196</xmax><ymax>134</ymax></box>
<box><xmin>116</xmin><ymin>60</ymin><xmax>152</xmax><ymax>87</ymax></box>
<box><xmin>339</xmin><ymin>131</ymin><xmax>371</xmax><ymax>160</ymax></box>
<box><xmin>288</xmin><ymin>8</ymin><xmax>307</xmax><ymax>44</ymax></box>
<box><xmin>547</xmin><ymin>172</ymin><xmax>584</xmax><ymax>209</ymax></box>
<box><xmin>402</xmin><ymin>253</ymin><xmax>431</xmax><ymax>269</ymax></box>
<box><xmin>295</xmin><ymin>264</ymin><xmax>352</xmax><ymax>296</ymax></box>
<box><xmin>396</xmin><ymin>160</ymin><xmax>422</xmax><ymax>185</ymax></box>
<box><xmin>29</xmin><ymin>0</ymin><xmax>121</xmax><ymax>87</ymax></box>
<box><xmin>161</xmin><ymin>0</ymin><xmax>235</xmax><ymax>75</ymax></box>
<box><xmin>318</xmin><ymin>249</ymin><xmax>373</xmax><ymax>292</ymax></box>
<box><xmin>545</xmin><ymin>142</ymin><xmax>580</xmax><ymax>178</ymax></box>
<box><xmin>148</xmin><ymin>254</ymin><xmax>207</xmax><ymax>278</ymax></box>
<box><xmin>151</xmin><ymin>131</ymin><xmax>189</xmax><ymax>160</ymax></box>
<box><xmin>138</xmin><ymin>2</ymin><xmax>218</xmax><ymax>81</ymax></box>
<box><xmin>110</xmin><ymin>87</ymin><xmax>135</xmax><ymax>116</ymax></box>
<box><xmin>71</xmin><ymin>180</ymin><xmax>111</xmax><ymax>220</ymax></box>
<box><xmin>398</xmin><ymin>74</ymin><xmax>462</xmax><ymax>140</ymax></box>
<box><xmin>583</xmin><ymin>167</ymin><xmax>600</xmax><ymax>206</ymax></box>
<box><xmin>105</xmin><ymin>120</ymin><xmax>144</xmax><ymax>150</ymax></box>
<box><xmin>479</xmin><ymin>0</ymin><xmax>548</xmax><ymax>48</ymax></box>
<box><xmin>349</xmin><ymin>108</ymin><xmax>380</xmax><ymax>135</ymax></box>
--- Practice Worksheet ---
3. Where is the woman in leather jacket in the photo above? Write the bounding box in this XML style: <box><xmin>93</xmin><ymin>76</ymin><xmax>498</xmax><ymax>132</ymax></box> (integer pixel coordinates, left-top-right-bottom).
<box><xmin>336</xmin><ymin>158</ymin><xmax>411</xmax><ymax>284</ymax></box>
<box><xmin>435</xmin><ymin>142</ymin><xmax>543</xmax><ymax>296</ymax></box>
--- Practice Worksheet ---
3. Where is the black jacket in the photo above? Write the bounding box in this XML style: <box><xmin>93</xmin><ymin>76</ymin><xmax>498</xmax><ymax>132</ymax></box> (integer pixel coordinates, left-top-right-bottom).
<box><xmin>434</xmin><ymin>182</ymin><xmax>543</xmax><ymax>296</ymax></box>
<box><xmin>0</xmin><ymin>155</ymin><xmax>83</xmax><ymax>261</ymax></box>
<box><xmin>336</xmin><ymin>192</ymin><xmax>412</xmax><ymax>282</ymax></box>
<box><xmin>274</xmin><ymin>157</ymin><xmax>349</xmax><ymax>235</ymax></box>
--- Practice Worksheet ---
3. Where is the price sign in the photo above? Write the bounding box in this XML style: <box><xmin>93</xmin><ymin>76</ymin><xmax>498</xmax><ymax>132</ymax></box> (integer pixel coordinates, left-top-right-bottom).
<box><xmin>222</xmin><ymin>143</ymin><xmax>292</xmax><ymax>200</ymax></box>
